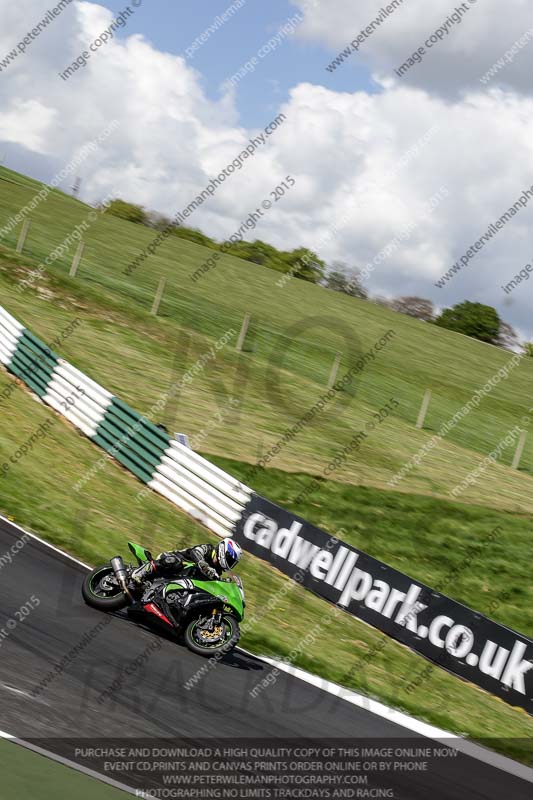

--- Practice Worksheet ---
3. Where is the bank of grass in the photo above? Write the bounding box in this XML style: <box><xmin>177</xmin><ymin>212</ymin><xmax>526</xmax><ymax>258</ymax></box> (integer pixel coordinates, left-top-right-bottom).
<box><xmin>0</xmin><ymin>369</ymin><xmax>532</xmax><ymax>765</ymax></box>
<box><xmin>209</xmin><ymin>455</ymin><xmax>533</xmax><ymax>637</ymax></box>
<box><xmin>1</xmin><ymin>167</ymin><xmax>533</xmax><ymax>514</ymax></box>
<box><xmin>0</xmin><ymin>740</ymin><xmax>129</xmax><ymax>799</ymax></box>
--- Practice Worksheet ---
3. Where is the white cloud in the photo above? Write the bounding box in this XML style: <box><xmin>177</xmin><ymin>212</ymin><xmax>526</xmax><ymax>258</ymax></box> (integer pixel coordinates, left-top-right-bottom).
<box><xmin>294</xmin><ymin>0</ymin><xmax>533</xmax><ymax>97</ymax></box>
<box><xmin>0</xmin><ymin>0</ymin><xmax>533</xmax><ymax>337</ymax></box>
<box><xmin>0</xmin><ymin>100</ymin><xmax>56</xmax><ymax>152</ymax></box>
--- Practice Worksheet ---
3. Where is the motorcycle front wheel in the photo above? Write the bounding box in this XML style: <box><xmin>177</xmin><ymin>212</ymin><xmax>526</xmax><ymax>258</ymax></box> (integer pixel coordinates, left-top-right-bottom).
<box><xmin>183</xmin><ymin>614</ymin><xmax>240</xmax><ymax>657</ymax></box>
<box><xmin>82</xmin><ymin>564</ymin><xmax>129</xmax><ymax>611</ymax></box>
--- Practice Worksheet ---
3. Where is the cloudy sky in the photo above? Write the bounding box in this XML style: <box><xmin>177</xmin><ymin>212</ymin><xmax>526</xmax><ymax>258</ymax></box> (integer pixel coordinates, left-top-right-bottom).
<box><xmin>1</xmin><ymin>0</ymin><xmax>533</xmax><ymax>337</ymax></box>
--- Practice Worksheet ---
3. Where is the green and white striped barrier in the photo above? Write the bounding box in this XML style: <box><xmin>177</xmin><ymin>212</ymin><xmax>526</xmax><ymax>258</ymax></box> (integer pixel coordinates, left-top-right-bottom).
<box><xmin>0</xmin><ymin>305</ymin><xmax>251</xmax><ymax>538</ymax></box>
<box><xmin>150</xmin><ymin>441</ymin><xmax>252</xmax><ymax>539</ymax></box>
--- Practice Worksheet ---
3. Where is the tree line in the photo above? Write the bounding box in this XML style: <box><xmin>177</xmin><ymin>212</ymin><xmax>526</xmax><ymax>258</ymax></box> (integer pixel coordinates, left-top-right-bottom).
<box><xmin>103</xmin><ymin>199</ymin><xmax>530</xmax><ymax>354</ymax></box>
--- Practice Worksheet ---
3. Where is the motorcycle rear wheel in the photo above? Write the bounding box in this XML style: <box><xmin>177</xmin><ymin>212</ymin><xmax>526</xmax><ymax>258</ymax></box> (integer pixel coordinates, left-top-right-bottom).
<box><xmin>183</xmin><ymin>614</ymin><xmax>240</xmax><ymax>657</ymax></box>
<box><xmin>82</xmin><ymin>564</ymin><xmax>129</xmax><ymax>611</ymax></box>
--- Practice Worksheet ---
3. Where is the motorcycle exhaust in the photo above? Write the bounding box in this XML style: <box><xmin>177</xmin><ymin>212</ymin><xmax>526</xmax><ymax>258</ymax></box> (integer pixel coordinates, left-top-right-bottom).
<box><xmin>110</xmin><ymin>556</ymin><xmax>133</xmax><ymax>600</ymax></box>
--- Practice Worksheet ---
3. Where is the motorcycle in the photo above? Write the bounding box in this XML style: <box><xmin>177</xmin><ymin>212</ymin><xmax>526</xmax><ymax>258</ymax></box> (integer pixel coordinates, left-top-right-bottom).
<box><xmin>81</xmin><ymin>542</ymin><xmax>244</xmax><ymax>657</ymax></box>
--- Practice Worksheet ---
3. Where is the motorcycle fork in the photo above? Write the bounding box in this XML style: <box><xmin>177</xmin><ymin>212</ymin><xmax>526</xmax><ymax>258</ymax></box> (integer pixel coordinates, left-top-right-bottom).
<box><xmin>208</xmin><ymin>608</ymin><xmax>222</xmax><ymax>630</ymax></box>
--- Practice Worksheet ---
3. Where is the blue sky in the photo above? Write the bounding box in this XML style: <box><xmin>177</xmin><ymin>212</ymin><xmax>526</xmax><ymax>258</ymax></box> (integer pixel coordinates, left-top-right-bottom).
<box><xmin>101</xmin><ymin>0</ymin><xmax>376</xmax><ymax>127</ymax></box>
<box><xmin>4</xmin><ymin>0</ymin><xmax>533</xmax><ymax>336</ymax></box>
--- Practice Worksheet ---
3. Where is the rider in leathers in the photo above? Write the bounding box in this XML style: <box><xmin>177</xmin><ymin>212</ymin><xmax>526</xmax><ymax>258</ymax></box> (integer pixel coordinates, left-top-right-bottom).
<box><xmin>132</xmin><ymin>538</ymin><xmax>242</xmax><ymax>584</ymax></box>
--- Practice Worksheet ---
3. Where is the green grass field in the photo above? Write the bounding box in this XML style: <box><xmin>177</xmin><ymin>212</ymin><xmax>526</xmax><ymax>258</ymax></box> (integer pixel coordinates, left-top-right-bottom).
<box><xmin>211</xmin><ymin>455</ymin><xmax>533</xmax><ymax>637</ymax></box>
<box><xmin>0</xmin><ymin>740</ymin><xmax>129</xmax><ymax>799</ymax></box>
<box><xmin>0</xmin><ymin>166</ymin><xmax>532</xmax><ymax>763</ymax></box>
<box><xmin>1</xmin><ymin>368</ymin><xmax>532</xmax><ymax>764</ymax></box>
<box><xmin>1</xmin><ymin>167</ymin><xmax>533</xmax><ymax>515</ymax></box>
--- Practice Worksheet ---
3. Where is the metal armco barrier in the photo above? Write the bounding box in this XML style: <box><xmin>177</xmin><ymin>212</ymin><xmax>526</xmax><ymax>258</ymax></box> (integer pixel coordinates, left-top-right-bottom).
<box><xmin>0</xmin><ymin>305</ymin><xmax>252</xmax><ymax>534</ymax></box>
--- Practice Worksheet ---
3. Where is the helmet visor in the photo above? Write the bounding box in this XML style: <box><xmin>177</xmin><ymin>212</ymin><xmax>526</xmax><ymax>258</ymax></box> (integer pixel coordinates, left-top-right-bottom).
<box><xmin>225</xmin><ymin>540</ymin><xmax>239</xmax><ymax>569</ymax></box>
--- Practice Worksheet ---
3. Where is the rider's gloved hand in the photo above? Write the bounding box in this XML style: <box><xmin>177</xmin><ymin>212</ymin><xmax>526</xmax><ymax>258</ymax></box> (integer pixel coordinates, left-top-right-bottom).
<box><xmin>199</xmin><ymin>561</ymin><xmax>218</xmax><ymax>580</ymax></box>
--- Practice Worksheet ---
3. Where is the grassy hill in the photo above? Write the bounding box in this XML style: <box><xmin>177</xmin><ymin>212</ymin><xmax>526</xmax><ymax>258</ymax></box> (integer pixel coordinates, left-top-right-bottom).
<box><xmin>1</xmin><ymin>367</ymin><xmax>532</xmax><ymax>762</ymax></box>
<box><xmin>0</xmin><ymin>165</ymin><xmax>532</xmax><ymax>759</ymax></box>
<box><xmin>0</xmin><ymin>166</ymin><xmax>533</xmax><ymax>515</ymax></box>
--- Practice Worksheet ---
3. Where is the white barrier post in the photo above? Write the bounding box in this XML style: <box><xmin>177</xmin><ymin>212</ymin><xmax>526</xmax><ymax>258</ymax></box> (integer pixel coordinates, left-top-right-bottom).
<box><xmin>151</xmin><ymin>277</ymin><xmax>167</xmax><ymax>316</ymax></box>
<box><xmin>327</xmin><ymin>353</ymin><xmax>341</xmax><ymax>390</ymax></box>
<box><xmin>236</xmin><ymin>312</ymin><xmax>251</xmax><ymax>352</ymax></box>
<box><xmin>416</xmin><ymin>389</ymin><xmax>432</xmax><ymax>429</ymax></box>
<box><xmin>16</xmin><ymin>219</ymin><xmax>31</xmax><ymax>254</ymax></box>
<box><xmin>69</xmin><ymin>240</ymin><xmax>85</xmax><ymax>277</ymax></box>
<box><xmin>511</xmin><ymin>430</ymin><xmax>527</xmax><ymax>470</ymax></box>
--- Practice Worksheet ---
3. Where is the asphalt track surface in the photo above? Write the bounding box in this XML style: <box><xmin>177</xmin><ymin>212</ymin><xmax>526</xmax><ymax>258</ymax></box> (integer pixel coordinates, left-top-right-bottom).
<box><xmin>0</xmin><ymin>517</ymin><xmax>531</xmax><ymax>799</ymax></box>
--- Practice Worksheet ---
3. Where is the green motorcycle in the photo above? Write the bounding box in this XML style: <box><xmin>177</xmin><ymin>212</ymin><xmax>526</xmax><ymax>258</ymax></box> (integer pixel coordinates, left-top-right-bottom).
<box><xmin>81</xmin><ymin>542</ymin><xmax>244</xmax><ymax>657</ymax></box>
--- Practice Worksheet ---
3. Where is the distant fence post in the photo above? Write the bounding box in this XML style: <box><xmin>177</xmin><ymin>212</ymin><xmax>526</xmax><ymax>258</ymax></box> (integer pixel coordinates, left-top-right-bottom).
<box><xmin>69</xmin><ymin>240</ymin><xmax>85</xmax><ymax>277</ymax></box>
<box><xmin>416</xmin><ymin>389</ymin><xmax>432</xmax><ymax>429</ymax></box>
<box><xmin>151</xmin><ymin>277</ymin><xmax>167</xmax><ymax>316</ymax></box>
<box><xmin>236</xmin><ymin>312</ymin><xmax>251</xmax><ymax>352</ymax></box>
<box><xmin>327</xmin><ymin>353</ymin><xmax>342</xmax><ymax>390</ymax></box>
<box><xmin>16</xmin><ymin>219</ymin><xmax>31</xmax><ymax>254</ymax></box>
<box><xmin>511</xmin><ymin>430</ymin><xmax>528</xmax><ymax>470</ymax></box>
